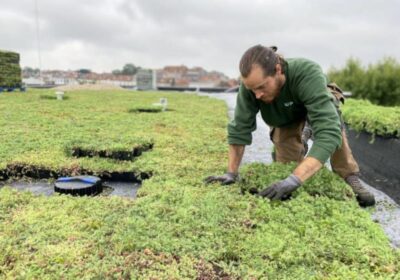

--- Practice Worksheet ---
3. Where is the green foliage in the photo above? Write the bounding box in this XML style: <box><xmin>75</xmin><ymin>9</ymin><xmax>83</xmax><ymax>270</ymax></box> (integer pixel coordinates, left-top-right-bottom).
<box><xmin>0</xmin><ymin>89</ymin><xmax>226</xmax><ymax>175</ymax></box>
<box><xmin>113</xmin><ymin>63</ymin><xmax>140</xmax><ymax>76</ymax></box>
<box><xmin>328</xmin><ymin>57</ymin><xmax>400</xmax><ymax>106</ymax></box>
<box><xmin>111</xmin><ymin>69</ymin><xmax>122</xmax><ymax>75</ymax></box>
<box><xmin>239</xmin><ymin>162</ymin><xmax>354</xmax><ymax>201</ymax></box>
<box><xmin>0</xmin><ymin>89</ymin><xmax>399</xmax><ymax>278</ymax></box>
<box><xmin>122</xmin><ymin>63</ymin><xmax>140</xmax><ymax>75</ymax></box>
<box><xmin>39</xmin><ymin>94</ymin><xmax>70</xmax><ymax>101</ymax></box>
<box><xmin>22</xmin><ymin>66</ymin><xmax>40</xmax><ymax>77</ymax></box>
<box><xmin>77</xmin><ymin>69</ymin><xmax>91</xmax><ymax>74</ymax></box>
<box><xmin>342</xmin><ymin>99</ymin><xmax>400</xmax><ymax>138</ymax></box>
<box><xmin>0</xmin><ymin>50</ymin><xmax>20</xmax><ymax>64</ymax></box>
<box><xmin>0</xmin><ymin>50</ymin><xmax>21</xmax><ymax>88</ymax></box>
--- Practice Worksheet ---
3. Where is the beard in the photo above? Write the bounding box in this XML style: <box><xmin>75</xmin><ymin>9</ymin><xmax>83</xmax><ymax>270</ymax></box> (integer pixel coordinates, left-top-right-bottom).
<box><xmin>260</xmin><ymin>76</ymin><xmax>285</xmax><ymax>104</ymax></box>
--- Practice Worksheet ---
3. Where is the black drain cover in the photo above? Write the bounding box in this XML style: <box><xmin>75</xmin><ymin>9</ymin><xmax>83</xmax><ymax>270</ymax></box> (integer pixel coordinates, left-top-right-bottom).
<box><xmin>55</xmin><ymin>176</ymin><xmax>103</xmax><ymax>196</ymax></box>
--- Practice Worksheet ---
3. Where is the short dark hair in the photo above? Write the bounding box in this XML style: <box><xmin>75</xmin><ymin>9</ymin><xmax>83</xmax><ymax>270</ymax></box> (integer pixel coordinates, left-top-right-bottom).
<box><xmin>239</xmin><ymin>45</ymin><xmax>281</xmax><ymax>78</ymax></box>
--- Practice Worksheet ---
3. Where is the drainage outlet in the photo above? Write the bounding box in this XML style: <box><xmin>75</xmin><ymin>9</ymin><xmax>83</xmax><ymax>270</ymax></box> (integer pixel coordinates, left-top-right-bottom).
<box><xmin>54</xmin><ymin>176</ymin><xmax>103</xmax><ymax>196</ymax></box>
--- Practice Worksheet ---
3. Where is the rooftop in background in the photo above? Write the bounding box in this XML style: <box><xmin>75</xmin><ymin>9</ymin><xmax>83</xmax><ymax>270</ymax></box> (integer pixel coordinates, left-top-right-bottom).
<box><xmin>22</xmin><ymin>65</ymin><xmax>239</xmax><ymax>89</ymax></box>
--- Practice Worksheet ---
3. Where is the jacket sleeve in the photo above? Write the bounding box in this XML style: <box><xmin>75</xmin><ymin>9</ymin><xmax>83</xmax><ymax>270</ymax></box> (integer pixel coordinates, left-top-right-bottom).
<box><xmin>227</xmin><ymin>83</ymin><xmax>259</xmax><ymax>145</ymax></box>
<box><xmin>295</xmin><ymin>61</ymin><xmax>342</xmax><ymax>163</ymax></box>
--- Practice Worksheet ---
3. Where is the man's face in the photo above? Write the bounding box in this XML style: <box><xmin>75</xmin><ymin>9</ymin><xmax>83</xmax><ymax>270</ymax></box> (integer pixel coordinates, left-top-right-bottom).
<box><xmin>242</xmin><ymin>64</ymin><xmax>285</xmax><ymax>104</ymax></box>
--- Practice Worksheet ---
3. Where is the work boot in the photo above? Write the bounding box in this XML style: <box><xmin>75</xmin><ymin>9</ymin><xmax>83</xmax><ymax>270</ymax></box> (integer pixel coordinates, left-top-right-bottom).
<box><xmin>345</xmin><ymin>175</ymin><xmax>376</xmax><ymax>207</ymax></box>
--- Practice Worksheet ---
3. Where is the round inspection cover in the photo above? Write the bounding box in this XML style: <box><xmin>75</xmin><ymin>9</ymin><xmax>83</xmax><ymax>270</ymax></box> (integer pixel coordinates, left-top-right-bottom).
<box><xmin>54</xmin><ymin>176</ymin><xmax>103</xmax><ymax>196</ymax></box>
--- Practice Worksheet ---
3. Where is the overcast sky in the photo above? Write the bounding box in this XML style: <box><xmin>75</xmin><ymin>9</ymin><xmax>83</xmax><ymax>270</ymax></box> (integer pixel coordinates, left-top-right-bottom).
<box><xmin>1</xmin><ymin>0</ymin><xmax>399</xmax><ymax>78</ymax></box>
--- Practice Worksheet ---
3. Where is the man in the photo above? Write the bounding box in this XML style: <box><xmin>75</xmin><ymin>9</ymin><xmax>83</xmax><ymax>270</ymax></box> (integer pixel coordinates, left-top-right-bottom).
<box><xmin>205</xmin><ymin>45</ymin><xmax>375</xmax><ymax>207</ymax></box>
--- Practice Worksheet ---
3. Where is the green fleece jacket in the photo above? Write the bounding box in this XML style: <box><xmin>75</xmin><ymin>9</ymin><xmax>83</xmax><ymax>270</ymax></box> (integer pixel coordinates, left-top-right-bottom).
<box><xmin>227</xmin><ymin>58</ymin><xmax>342</xmax><ymax>163</ymax></box>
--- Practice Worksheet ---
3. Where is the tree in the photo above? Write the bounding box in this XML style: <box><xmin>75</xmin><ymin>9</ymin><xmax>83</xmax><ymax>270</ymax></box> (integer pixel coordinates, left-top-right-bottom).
<box><xmin>78</xmin><ymin>69</ymin><xmax>91</xmax><ymax>74</ymax></box>
<box><xmin>122</xmin><ymin>63</ymin><xmax>139</xmax><ymax>75</ymax></box>
<box><xmin>22</xmin><ymin>67</ymin><xmax>41</xmax><ymax>77</ymax></box>
<box><xmin>112</xmin><ymin>69</ymin><xmax>122</xmax><ymax>75</ymax></box>
<box><xmin>328</xmin><ymin>57</ymin><xmax>400</xmax><ymax>106</ymax></box>
<box><xmin>23</xmin><ymin>66</ymin><xmax>34</xmax><ymax>72</ymax></box>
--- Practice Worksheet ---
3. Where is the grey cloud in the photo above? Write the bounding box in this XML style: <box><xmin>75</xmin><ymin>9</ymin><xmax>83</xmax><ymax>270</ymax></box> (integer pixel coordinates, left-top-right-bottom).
<box><xmin>1</xmin><ymin>0</ymin><xmax>399</xmax><ymax>77</ymax></box>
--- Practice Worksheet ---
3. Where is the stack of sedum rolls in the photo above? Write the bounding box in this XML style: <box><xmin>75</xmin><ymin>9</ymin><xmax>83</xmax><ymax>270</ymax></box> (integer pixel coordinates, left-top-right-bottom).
<box><xmin>0</xmin><ymin>50</ymin><xmax>22</xmax><ymax>88</ymax></box>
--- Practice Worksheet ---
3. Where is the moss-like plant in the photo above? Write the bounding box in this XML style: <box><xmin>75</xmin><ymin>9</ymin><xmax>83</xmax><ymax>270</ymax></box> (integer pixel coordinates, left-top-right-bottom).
<box><xmin>342</xmin><ymin>99</ymin><xmax>400</xmax><ymax>138</ymax></box>
<box><xmin>39</xmin><ymin>94</ymin><xmax>70</xmax><ymax>101</ymax></box>
<box><xmin>0</xmin><ymin>89</ymin><xmax>399</xmax><ymax>278</ymax></box>
<box><xmin>239</xmin><ymin>162</ymin><xmax>354</xmax><ymax>201</ymax></box>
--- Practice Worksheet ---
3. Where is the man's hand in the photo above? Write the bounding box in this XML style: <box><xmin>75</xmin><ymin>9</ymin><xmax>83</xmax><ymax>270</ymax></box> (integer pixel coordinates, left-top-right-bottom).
<box><xmin>257</xmin><ymin>174</ymin><xmax>302</xmax><ymax>200</ymax></box>
<box><xmin>204</xmin><ymin>172</ymin><xmax>238</xmax><ymax>185</ymax></box>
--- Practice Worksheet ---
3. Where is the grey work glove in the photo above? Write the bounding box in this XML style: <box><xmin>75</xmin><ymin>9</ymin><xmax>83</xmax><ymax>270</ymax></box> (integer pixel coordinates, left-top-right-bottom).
<box><xmin>257</xmin><ymin>174</ymin><xmax>302</xmax><ymax>200</ymax></box>
<box><xmin>204</xmin><ymin>172</ymin><xmax>238</xmax><ymax>185</ymax></box>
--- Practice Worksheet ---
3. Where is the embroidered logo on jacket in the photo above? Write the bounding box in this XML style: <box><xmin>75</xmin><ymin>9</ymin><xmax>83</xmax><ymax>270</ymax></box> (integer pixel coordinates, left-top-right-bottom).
<box><xmin>284</xmin><ymin>101</ymin><xmax>294</xmax><ymax>107</ymax></box>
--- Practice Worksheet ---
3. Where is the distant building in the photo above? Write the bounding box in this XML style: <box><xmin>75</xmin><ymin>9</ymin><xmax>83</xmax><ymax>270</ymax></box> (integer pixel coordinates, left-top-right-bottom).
<box><xmin>21</xmin><ymin>65</ymin><xmax>238</xmax><ymax>90</ymax></box>
<box><xmin>156</xmin><ymin>65</ymin><xmax>237</xmax><ymax>88</ymax></box>
<box><xmin>98</xmin><ymin>74</ymin><xmax>136</xmax><ymax>87</ymax></box>
<box><xmin>22</xmin><ymin>77</ymin><xmax>45</xmax><ymax>86</ymax></box>
<box><xmin>23</xmin><ymin>70</ymin><xmax>135</xmax><ymax>87</ymax></box>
